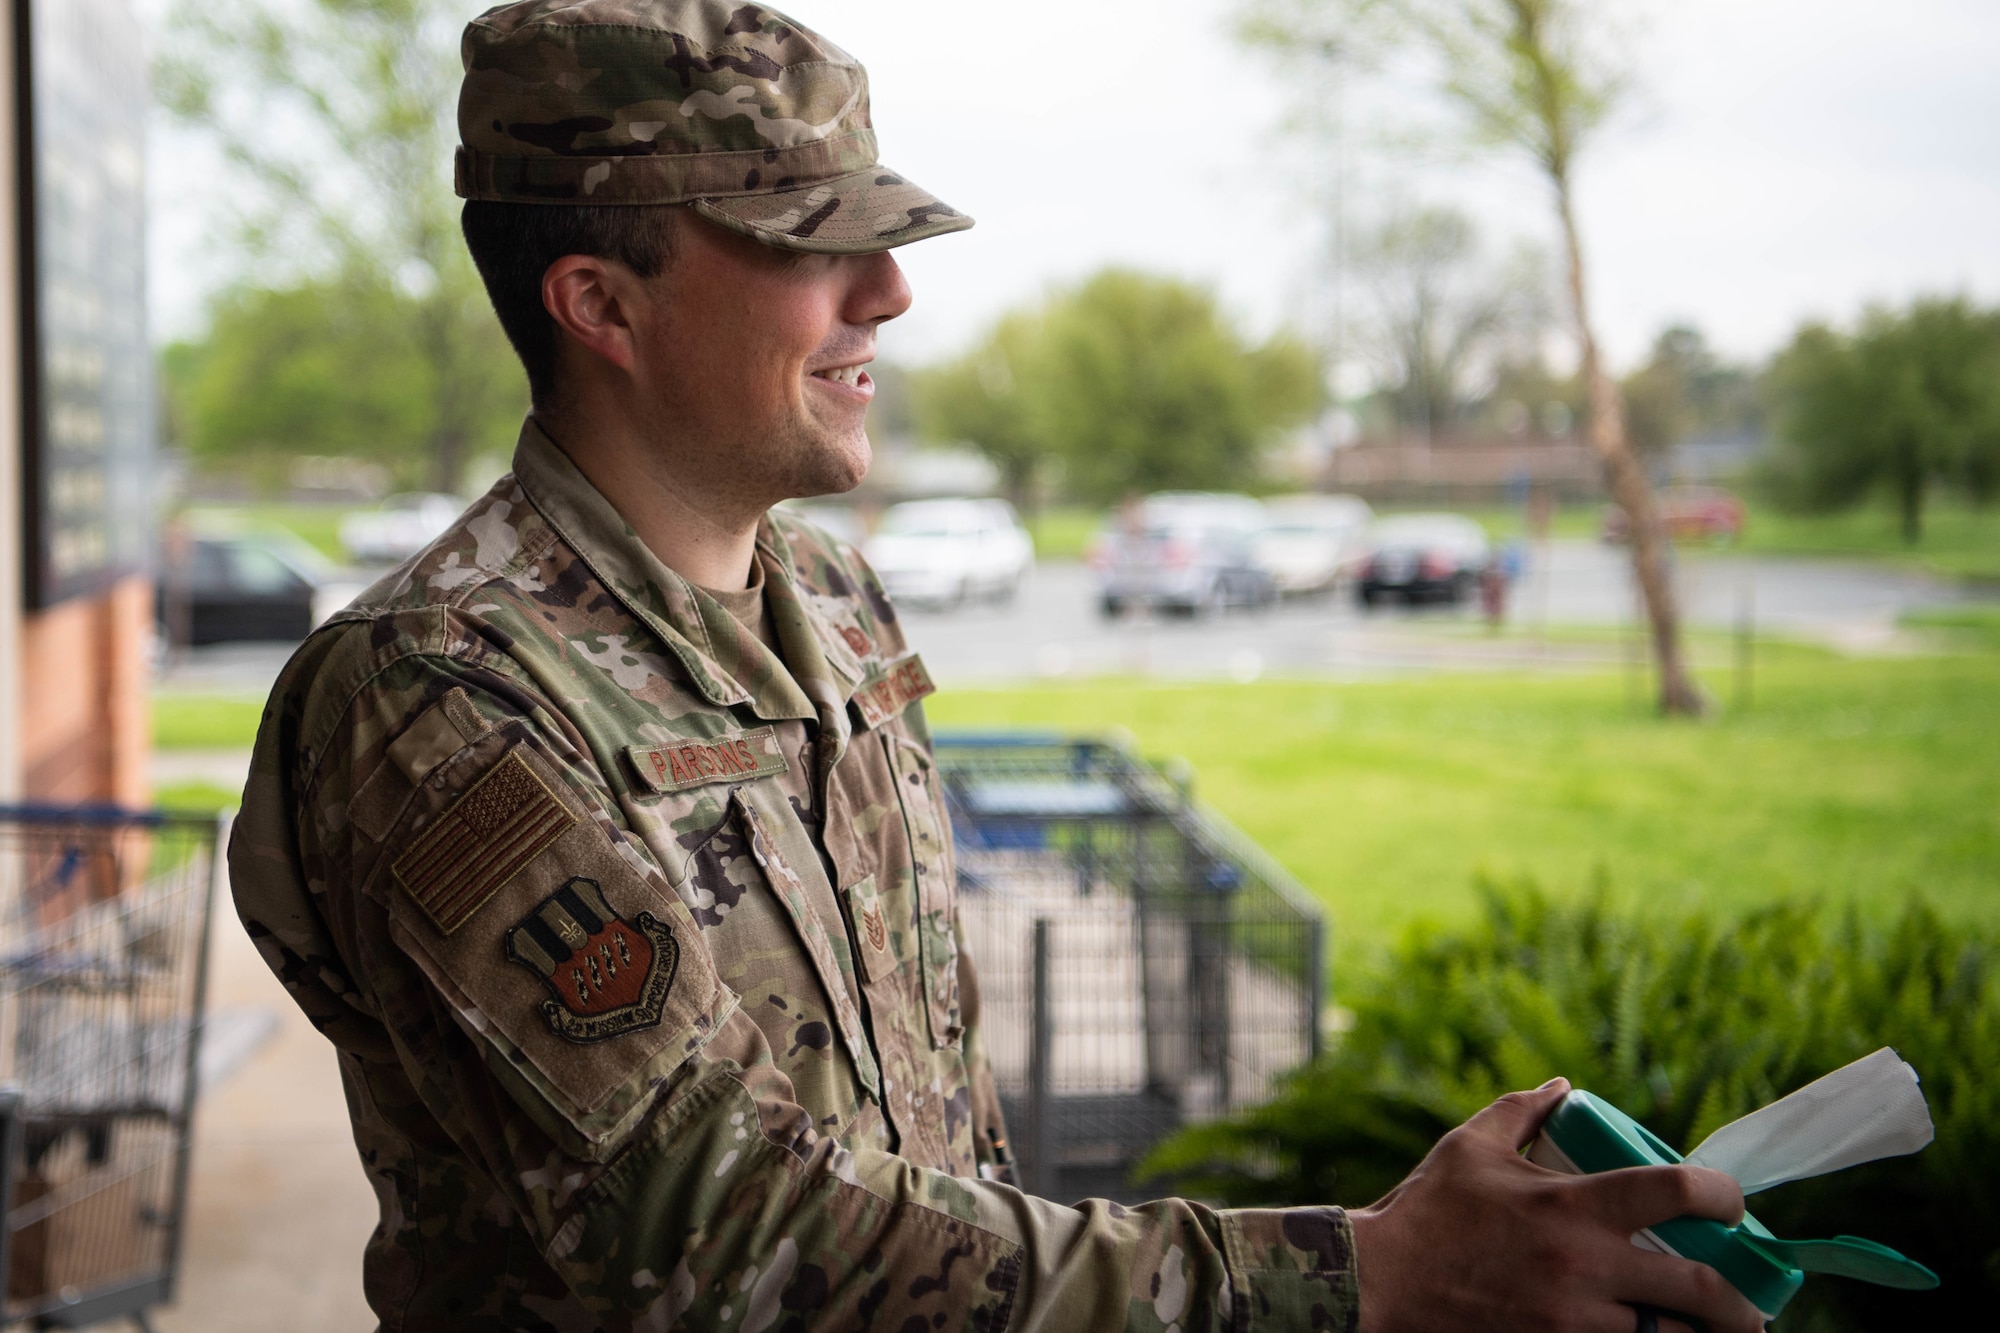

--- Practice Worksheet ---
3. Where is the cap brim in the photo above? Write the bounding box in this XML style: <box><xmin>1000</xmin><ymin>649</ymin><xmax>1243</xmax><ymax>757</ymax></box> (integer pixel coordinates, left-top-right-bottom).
<box><xmin>690</xmin><ymin>165</ymin><xmax>973</xmax><ymax>255</ymax></box>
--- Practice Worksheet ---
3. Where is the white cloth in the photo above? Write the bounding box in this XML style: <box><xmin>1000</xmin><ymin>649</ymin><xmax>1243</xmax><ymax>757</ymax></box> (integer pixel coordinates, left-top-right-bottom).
<box><xmin>1684</xmin><ymin>1048</ymin><xmax>1935</xmax><ymax>1196</ymax></box>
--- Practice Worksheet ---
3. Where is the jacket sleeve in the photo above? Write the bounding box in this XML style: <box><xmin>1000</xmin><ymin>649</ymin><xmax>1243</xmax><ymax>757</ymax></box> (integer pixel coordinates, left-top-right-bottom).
<box><xmin>955</xmin><ymin>922</ymin><xmax>1019</xmax><ymax>1185</ymax></box>
<box><xmin>232</xmin><ymin>633</ymin><xmax>1360</xmax><ymax>1333</ymax></box>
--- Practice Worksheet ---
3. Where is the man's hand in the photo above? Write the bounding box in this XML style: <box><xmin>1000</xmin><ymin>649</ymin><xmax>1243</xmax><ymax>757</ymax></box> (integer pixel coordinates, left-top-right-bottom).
<box><xmin>1349</xmin><ymin>1078</ymin><xmax>1767</xmax><ymax>1333</ymax></box>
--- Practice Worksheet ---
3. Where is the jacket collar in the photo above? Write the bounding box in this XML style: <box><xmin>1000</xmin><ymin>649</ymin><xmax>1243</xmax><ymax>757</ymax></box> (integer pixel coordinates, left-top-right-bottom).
<box><xmin>511</xmin><ymin>419</ymin><xmax>863</xmax><ymax>752</ymax></box>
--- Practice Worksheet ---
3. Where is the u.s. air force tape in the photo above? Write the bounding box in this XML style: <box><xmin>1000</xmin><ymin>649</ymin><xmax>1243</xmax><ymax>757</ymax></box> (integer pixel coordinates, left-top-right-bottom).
<box><xmin>853</xmin><ymin>654</ymin><xmax>936</xmax><ymax>730</ymax></box>
<box><xmin>625</xmin><ymin>725</ymin><xmax>789</xmax><ymax>795</ymax></box>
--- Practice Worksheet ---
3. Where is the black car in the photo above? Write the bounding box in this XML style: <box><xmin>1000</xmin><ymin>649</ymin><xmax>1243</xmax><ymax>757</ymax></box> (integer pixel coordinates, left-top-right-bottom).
<box><xmin>1357</xmin><ymin>514</ymin><xmax>1492</xmax><ymax>606</ymax></box>
<box><xmin>158</xmin><ymin>534</ymin><xmax>328</xmax><ymax>646</ymax></box>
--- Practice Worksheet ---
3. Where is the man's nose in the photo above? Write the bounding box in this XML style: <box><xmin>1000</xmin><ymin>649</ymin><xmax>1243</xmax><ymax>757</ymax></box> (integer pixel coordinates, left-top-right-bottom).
<box><xmin>845</xmin><ymin>251</ymin><xmax>913</xmax><ymax>327</ymax></box>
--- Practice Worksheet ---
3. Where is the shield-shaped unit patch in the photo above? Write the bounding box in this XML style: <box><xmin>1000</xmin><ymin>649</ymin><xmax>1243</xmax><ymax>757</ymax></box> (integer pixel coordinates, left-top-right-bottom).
<box><xmin>504</xmin><ymin>878</ymin><xmax>678</xmax><ymax>1043</ymax></box>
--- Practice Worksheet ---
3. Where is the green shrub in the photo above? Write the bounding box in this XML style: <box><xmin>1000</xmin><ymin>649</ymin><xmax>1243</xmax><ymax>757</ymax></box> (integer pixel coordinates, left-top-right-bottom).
<box><xmin>1141</xmin><ymin>883</ymin><xmax>1999</xmax><ymax>1329</ymax></box>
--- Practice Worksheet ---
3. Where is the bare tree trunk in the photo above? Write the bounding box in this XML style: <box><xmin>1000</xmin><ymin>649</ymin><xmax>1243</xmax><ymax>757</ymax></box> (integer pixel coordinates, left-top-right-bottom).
<box><xmin>1007</xmin><ymin>461</ymin><xmax>1038</xmax><ymax>519</ymax></box>
<box><xmin>431</xmin><ymin>427</ymin><xmax>466</xmax><ymax>496</ymax></box>
<box><xmin>1897</xmin><ymin>444</ymin><xmax>1923</xmax><ymax>544</ymax></box>
<box><xmin>1555</xmin><ymin>185</ymin><xmax>1705</xmax><ymax>716</ymax></box>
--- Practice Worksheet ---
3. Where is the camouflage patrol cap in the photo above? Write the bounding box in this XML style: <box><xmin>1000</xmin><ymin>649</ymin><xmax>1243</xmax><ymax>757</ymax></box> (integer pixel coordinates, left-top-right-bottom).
<box><xmin>456</xmin><ymin>0</ymin><xmax>973</xmax><ymax>255</ymax></box>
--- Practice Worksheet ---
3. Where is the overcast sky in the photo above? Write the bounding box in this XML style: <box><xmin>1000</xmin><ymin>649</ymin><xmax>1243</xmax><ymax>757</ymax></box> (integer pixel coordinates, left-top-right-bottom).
<box><xmin>143</xmin><ymin>0</ymin><xmax>2000</xmax><ymax>374</ymax></box>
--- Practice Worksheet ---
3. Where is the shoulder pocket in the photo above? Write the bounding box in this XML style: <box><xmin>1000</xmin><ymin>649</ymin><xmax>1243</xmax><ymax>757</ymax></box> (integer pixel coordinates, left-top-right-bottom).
<box><xmin>377</xmin><ymin>728</ymin><xmax>736</xmax><ymax>1158</ymax></box>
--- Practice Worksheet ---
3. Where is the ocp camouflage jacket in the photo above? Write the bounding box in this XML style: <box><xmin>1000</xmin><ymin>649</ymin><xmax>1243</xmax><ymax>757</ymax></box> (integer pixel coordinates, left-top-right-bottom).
<box><xmin>229</xmin><ymin>420</ymin><xmax>1360</xmax><ymax>1331</ymax></box>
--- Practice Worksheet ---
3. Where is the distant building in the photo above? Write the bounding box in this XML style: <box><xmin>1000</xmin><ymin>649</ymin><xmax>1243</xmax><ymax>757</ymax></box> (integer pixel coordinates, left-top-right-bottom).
<box><xmin>1667</xmin><ymin>430</ymin><xmax>1767</xmax><ymax>485</ymax></box>
<box><xmin>0</xmin><ymin>0</ymin><xmax>153</xmax><ymax>807</ymax></box>
<box><xmin>1323</xmin><ymin>429</ymin><xmax>1604</xmax><ymax>507</ymax></box>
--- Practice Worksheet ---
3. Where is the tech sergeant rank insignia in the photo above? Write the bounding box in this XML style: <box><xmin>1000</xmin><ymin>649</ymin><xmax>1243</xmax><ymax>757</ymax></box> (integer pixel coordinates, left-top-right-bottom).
<box><xmin>505</xmin><ymin>878</ymin><xmax>678</xmax><ymax>1043</ymax></box>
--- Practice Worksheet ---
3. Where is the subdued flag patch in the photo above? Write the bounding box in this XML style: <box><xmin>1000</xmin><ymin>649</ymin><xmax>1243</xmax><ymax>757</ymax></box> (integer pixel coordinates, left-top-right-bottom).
<box><xmin>504</xmin><ymin>877</ymin><xmax>677</xmax><ymax>1043</ymax></box>
<box><xmin>393</xmin><ymin>749</ymin><xmax>576</xmax><ymax>935</ymax></box>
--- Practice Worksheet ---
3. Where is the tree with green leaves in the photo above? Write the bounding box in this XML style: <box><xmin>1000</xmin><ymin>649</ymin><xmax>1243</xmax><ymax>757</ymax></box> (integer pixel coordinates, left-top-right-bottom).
<box><xmin>157</xmin><ymin>0</ymin><xmax>523</xmax><ymax>492</ymax></box>
<box><xmin>1621</xmin><ymin>325</ymin><xmax>1760</xmax><ymax>458</ymax></box>
<box><xmin>909</xmin><ymin>313</ymin><xmax>1052</xmax><ymax>512</ymax></box>
<box><xmin>162</xmin><ymin>272</ymin><xmax>524</xmax><ymax>492</ymax></box>
<box><xmin>1766</xmin><ymin>299</ymin><xmax>2000</xmax><ymax>543</ymax></box>
<box><xmin>1241</xmin><ymin>0</ymin><xmax>1704</xmax><ymax>714</ymax></box>
<box><xmin>915</xmin><ymin>271</ymin><xmax>1321</xmax><ymax>507</ymax></box>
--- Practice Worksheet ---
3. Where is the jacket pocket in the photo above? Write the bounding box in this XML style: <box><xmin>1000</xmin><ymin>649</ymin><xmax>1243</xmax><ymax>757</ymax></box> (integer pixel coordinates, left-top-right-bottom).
<box><xmin>885</xmin><ymin>733</ymin><xmax>961</xmax><ymax>1048</ymax></box>
<box><xmin>732</xmin><ymin>788</ymin><xmax>883</xmax><ymax>1100</ymax></box>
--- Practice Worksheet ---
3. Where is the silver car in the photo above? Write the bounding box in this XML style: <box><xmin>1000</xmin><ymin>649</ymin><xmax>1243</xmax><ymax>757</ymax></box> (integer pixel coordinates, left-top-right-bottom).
<box><xmin>1091</xmin><ymin>492</ymin><xmax>1275</xmax><ymax>618</ymax></box>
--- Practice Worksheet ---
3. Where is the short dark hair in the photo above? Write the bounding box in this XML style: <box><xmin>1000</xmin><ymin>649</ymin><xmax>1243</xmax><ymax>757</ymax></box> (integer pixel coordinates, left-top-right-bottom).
<box><xmin>461</xmin><ymin>201</ymin><xmax>680</xmax><ymax>404</ymax></box>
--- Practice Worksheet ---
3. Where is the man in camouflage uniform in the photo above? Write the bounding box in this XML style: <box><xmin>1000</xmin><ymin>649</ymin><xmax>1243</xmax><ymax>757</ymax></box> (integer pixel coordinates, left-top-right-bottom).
<box><xmin>230</xmin><ymin>4</ymin><xmax>1766</xmax><ymax>1331</ymax></box>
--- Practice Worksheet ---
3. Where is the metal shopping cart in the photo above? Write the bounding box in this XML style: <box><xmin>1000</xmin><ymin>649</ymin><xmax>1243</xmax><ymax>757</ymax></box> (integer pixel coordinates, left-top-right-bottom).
<box><xmin>0</xmin><ymin>807</ymin><xmax>222</xmax><ymax>1331</ymax></box>
<box><xmin>934</xmin><ymin>734</ymin><xmax>1327</xmax><ymax>1203</ymax></box>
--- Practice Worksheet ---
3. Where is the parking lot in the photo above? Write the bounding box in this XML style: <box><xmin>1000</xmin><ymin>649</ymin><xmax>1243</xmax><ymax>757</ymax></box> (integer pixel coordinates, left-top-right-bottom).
<box><xmin>892</xmin><ymin>540</ymin><xmax>1979</xmax><ymax>685</ymax></box>
<box><xmin>156</xmin><ymin>538</ymin><xmax>1980</xmax><ymax>708</ymax></box>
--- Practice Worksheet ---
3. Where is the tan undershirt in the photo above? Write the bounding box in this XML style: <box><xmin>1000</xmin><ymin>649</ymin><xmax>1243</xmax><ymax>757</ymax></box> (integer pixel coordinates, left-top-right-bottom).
<box><xmin>699</xmin><ymin>554</ymin><xmax>780</xmax><ymax>654</ymax></box>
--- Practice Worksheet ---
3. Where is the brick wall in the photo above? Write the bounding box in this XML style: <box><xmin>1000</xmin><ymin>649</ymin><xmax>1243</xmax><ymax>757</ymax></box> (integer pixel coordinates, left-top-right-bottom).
<box><xmin>18</xmin><ymin>575</ymin><xmax>151</xmax><ymax>806</ymax></box>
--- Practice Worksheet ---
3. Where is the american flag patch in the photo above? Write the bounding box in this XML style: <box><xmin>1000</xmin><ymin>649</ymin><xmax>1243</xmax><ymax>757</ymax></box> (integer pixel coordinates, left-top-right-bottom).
<box><xmin>393</xmin><ymin>750</ymin><xmax>576</xmax><ymax>935</ymax></box>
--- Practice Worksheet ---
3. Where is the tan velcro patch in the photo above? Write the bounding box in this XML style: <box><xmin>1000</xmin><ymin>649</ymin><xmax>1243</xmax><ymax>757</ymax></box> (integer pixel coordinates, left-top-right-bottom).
<box><xmin>386</xmin><ymin>688</ymin><xmax>479</xmax><ymax>784</ymax></box>
<box><xmin>394</xmin><ymin>749</ymin><xmax>577</xmax><ymax>935</ymax></box>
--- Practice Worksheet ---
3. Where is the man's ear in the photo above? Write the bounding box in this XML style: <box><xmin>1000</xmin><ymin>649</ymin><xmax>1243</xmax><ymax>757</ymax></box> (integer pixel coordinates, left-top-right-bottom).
<box><xmin>543</xmin><ymin>255</ymin><xmax>641</xmax><ymax>375</ymax></box>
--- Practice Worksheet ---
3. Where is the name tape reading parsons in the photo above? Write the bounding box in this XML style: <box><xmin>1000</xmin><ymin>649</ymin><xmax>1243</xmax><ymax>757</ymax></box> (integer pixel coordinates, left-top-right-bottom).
<box><xmin>627</xmin><ymin>726</ymin><xmax>790</xmax><ymax>794</ymax></box>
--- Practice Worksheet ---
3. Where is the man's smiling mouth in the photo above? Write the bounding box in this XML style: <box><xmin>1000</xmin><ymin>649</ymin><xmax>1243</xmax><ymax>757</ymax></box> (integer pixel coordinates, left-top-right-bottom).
<box><xmin>811</xmin><ymin>365</ymin><xmax>869</xmax><ymax>388</ymax></box>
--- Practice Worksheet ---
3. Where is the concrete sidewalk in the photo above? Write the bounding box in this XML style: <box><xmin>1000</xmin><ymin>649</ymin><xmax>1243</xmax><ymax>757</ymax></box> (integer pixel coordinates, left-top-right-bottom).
<box><xmin>153</xmin><ymin>893</ymin><xmax>378</xmax><ymax>1331</ymax></box>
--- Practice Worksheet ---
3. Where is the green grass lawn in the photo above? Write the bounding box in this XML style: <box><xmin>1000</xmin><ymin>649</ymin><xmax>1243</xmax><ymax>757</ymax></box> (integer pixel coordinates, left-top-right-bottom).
<box><xmin>928</xmin><ymin>653</ymin><xmax>2000</xmax><ymax>959</ymax></box>
<box><xmin>1740</xmin><ymin>498</ymin><xmax>2000</xmax><ymax>582</ymax></box>
<box><xmin>156</xmin><ymin>632</ymin><xmax>1999</xmax><ymax>962</ymax></box>
<box><xmin>1024</xmin><ymin>506</ymin><xmax>1105</xmax><ymax>562</ymax></box>
<box><xmin>186</xmin><ymin>501</ymin><xmax>358</xmax><ymax>563</ymax></box>
<box><xmin>154</xmin><ymin>695</ymin><xmax>266</xmax><ymax>750</ymax></box>
<box><xmin>150</xmin><ymin>696</ymin><xmax>266</xmax><ymax>816</ymax></box>
<box><xmin>152</xmin><ymin>779</ymin><xmax>247</xmax><ymax>815</ymax></box>
<box><xmin>1903</xmin><ymin>604</ymin><xmax>2000</xmax><ymax>652</ymax></box>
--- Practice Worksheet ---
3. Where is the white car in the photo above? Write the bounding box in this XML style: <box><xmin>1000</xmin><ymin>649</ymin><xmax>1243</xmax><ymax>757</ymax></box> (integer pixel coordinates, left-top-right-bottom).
<box><xmin>1254</xmin><ymin>494</ymin><xmax>1376</xmax><ymax>596</ymax></box>
<box><xmin>863</xmin><ymin>498</ymin><xmax>1034</xmax><ymax>610</ymax></box>
<box><xmin>339</xmin><ymin>492</ymin><xmax>466</xmax><ymax>564</ymax></box>
<box><xmin>776</xmin><ymin>500</ymin><xmax>866</xmax><ymax>548</ymax></box>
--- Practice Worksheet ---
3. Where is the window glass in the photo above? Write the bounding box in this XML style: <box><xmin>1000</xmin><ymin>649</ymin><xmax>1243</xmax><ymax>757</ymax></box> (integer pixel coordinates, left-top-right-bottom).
<box><xmin>229</xmin><ymin>544</ymin><xmax>300</xmax><ymax>593</ymax></box>
<box><xmin>189</xmin><ymin>542</ymin><xmax>232</xmax><ymax>593</ymax></box>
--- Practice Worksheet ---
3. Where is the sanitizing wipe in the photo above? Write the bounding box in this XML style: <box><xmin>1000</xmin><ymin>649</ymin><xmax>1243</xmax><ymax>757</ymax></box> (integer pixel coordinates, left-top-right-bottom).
<box><xmin>1683</xmin><ymin>1048</ymin><xmax>1935</xmax><ymax>1196</ymax></box>
<box><xmin>1527</xmin><ymin>1049</ymin><xmax>1940</xmax><ymax>1318</ymax></box>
